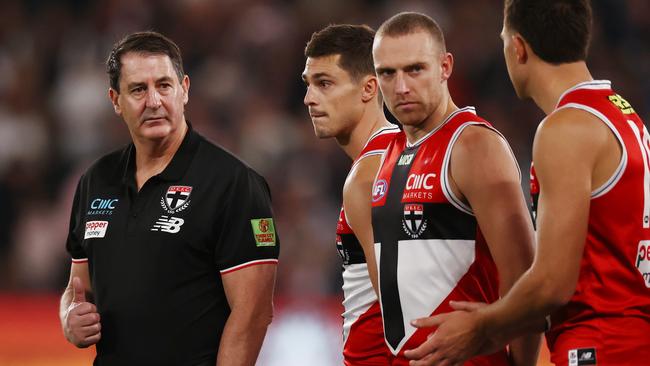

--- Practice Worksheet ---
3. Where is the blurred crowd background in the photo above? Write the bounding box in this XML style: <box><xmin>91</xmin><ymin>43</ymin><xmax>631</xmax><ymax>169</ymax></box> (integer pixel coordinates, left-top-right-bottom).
<box><xmin>0</xmin><ymin>0</ymin><xmax>648</xmax><ymax>364</ymax></box>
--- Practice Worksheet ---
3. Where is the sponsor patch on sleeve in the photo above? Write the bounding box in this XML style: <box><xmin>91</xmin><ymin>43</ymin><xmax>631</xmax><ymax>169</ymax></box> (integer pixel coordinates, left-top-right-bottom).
<box><xmin>250</xmin><ymin>218</ymin><xmax>276</xmax><ymax>247</ymax></box>
<box><xmin>569</xmin><ymin>347</ymin><xmax>597</xmax><ymax>366</ymax></box>
<box><xmin>84</xmin><ymin>221</ymin><xmax>109</xmax><ymax>239</ymax></box>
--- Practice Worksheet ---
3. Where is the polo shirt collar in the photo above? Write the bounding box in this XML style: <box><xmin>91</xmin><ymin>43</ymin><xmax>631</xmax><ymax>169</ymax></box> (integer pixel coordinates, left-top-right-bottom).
<box><xmin>120</xmin><ymin>122</ymin><xmax>200</xmax><ymax>186</ymax></box>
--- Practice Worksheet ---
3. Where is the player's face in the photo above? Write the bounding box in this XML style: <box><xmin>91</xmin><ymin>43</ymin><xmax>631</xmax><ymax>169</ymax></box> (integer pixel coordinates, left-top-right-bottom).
<box><xmin>302</xmin><ymin>55</ymin><xmax>365</xmax><ymax>139</ymax></box>
<box><xmin>109</xmin><ymin>52</ymin><xmax>189</xmax><ymax>142</ymax></box>
<box><xmin>373</xmin><ymin>31</ymin><xmax>448</xmax><ymax>128</ymax></box>
<box><xmin>501</xmin><ymin>23</ymin><xmax>527</xmax><ymax>99</ymax></box>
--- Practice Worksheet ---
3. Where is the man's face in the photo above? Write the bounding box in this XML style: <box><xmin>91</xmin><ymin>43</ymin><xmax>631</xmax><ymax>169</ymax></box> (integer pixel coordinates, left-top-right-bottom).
<box><xmin>110</xmin><ymin>52</ymin><xmax>189</xmax><ymax>142</ymax></box>
<box><xmin>302</xmin><ymin>55</ymin><xmax>365</xmax><ymax>139</ymax></box>
<box><xmin>501</xmin><ymin>22</ymin><xmax>527</xmax><ymax>99</ymax></box>
<box><xmin>373</xmin><ymin>31</ymin><xmax>446</xmax><ymax>128</ymax></box>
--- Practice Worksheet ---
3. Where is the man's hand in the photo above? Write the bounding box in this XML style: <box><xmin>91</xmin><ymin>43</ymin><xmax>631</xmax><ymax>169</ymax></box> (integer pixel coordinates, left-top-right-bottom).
<box><xmin>404</xmin><ymin>301</ymin><xmax>501</xmax><ymax>366</ymax></box>
<box><xmin>62</xmin><ymin>277</ymin><xmax>101</xmax><ymax>348</ymax></box>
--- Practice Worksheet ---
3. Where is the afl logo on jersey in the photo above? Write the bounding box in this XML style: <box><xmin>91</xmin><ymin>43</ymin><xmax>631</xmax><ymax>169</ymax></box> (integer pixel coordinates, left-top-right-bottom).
<box><xmin>372</xmin><ymin>179</ymin><xmax>388</xmax><ymax>202</ymax></box>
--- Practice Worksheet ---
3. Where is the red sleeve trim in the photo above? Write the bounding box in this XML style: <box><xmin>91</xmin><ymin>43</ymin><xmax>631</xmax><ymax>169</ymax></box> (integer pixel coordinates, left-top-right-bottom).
<box><xmin>220</xmin><ymin>259</ymin><xmax>278</xmax><ymax>275</ymax></box>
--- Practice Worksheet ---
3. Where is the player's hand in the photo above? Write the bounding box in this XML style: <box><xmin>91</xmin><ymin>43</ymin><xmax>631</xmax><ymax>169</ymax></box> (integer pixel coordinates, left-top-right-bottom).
<box><xmin>63</xmin><ymin>277</ymin><xmax>101</xmax><ymax>348</ymax></box>
<box><xmin>404</xmin><ymin>301</ymin><xmax>498</xmax><ymax>366</ymax></box>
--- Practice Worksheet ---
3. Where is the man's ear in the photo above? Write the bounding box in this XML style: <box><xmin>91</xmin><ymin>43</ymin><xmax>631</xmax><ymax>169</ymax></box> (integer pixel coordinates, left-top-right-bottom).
<box><xmin>440</xmin><ymin>52</ymin><xmax>454</xmax><ymax>82</ymax></box>
<box><xmin>513</xmin><ymin>34</ymin><xmax>529</xmax><ymax>64</ymax></box>
<box><xmin>181</xmin><ymin>75</ymin><xmax>190</xmax><ymax>105</ymax></box>
<box><xmin>108</xmin><ymin>88</ymin><xmax>121</xmax><ymax>115</ymax></box>
<box><xmin>361</xmin><ymin>75</ymin><xmax>378</xmax><ymax>103</ymax></box>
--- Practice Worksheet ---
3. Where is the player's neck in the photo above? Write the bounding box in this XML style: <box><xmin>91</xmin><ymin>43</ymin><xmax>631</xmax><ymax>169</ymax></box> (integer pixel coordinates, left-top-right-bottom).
<box><xmin>133</xmin><ymin>121</ymin><xmax>187</xmax><ymax>190</ymax></box>
<box><xmin>338</xmin><ymin>103</ymin><xmax>391</xmax><ymax>160</ymax></box>
<box><xmin>404</xmin><ymin>96</ymin><xmax>457</xmax><ymax>145</ymax></box>
<box><xmin>529</xmin><ymin>61</ymin><xmax>593</xmax><ymax>115</ymax></box>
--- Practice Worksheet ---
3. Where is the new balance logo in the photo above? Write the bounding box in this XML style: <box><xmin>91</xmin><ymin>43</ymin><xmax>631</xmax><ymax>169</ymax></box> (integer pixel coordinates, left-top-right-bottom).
<box><xmin>151</xmin><ymin>216</ymin><xmax>185</xmax><ymax>234</ymax></box>
<box><xmin>569</xmin><ymin>347</ymin><xmax>596</xmax><ymax>366</ymax></box>
<box><xmin>398</xmin><ymin>153</ymin><xmax>414</xmax><ymax>166</ymax></box>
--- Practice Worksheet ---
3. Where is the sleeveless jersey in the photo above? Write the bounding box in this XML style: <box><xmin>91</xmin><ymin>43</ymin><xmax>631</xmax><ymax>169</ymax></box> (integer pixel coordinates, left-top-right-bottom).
<box><xmin>531</xmin><ymin>80</ymin><xmax>650</xmax><ymax>365</ymax></box>
<box><xmin>337</xmin><ymin>125</ymin><xmax>400</xmax><ymax>365</ymax></box>
<box><xmin>371</xmin><ymin>107</ymin><xmax>509</xmax><ymax>365</ymax></box>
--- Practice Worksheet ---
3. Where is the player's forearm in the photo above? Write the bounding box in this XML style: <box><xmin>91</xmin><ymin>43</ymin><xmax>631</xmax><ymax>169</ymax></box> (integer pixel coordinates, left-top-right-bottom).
<box><xmin>216</xmin><ymin>307</ymin><xmax>272</xmax><ymax>366</ymax></box>
<box><xmin>479</xmin><ymin>267</ymin><xmax>560</xmax><ymax>345</ymax></box>
<box><xmin>508</xmin><ymin>333</ymin><xmax>542</xmax><ymax>366</ymax></box>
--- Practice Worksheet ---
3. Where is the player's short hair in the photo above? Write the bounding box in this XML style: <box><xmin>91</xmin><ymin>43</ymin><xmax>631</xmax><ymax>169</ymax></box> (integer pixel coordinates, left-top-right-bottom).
<box><xmin>304</xmin><ymin>24</ymin><xmax>376</xmax><ymax>81</ymax></box>
<box><xmin>504</xmin><ymin>0</ymin><xmax>592</xmax><ymax>64</ymax></box>
<box><xmin>106</xmin><ymin>31</ymin><xmax>185</xmax><ymax>92</ymax></box>
<box><xmin>376</xmin><ymin>12</ymin><xmax>446</xmax><ymax>53</ymax></box>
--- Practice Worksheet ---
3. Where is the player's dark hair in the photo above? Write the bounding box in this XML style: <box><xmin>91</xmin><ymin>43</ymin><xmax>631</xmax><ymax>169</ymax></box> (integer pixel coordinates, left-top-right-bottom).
<box><xmin>376</xmin><ymin>12</ymin><xmax>446</xmax><ymax>53</ymax></box>
<box><xmin>305</xmin><ymin>24</ymin><xmax>376</xmax><ymax>81</ymax></box>
<box><xmin>106</xmin><ymin>31</ymin><xmax>185</xmax><ymax>92</ymax></box>
<box><xmin>504</xmin><ymin>0</ymin><xmax>592</xmax><ymax>64</ymax></box>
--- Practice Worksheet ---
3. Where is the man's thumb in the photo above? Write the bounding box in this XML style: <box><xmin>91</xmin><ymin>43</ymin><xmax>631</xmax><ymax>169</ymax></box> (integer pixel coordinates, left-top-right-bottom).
<box><xmin>72</xmin><ymin>277</ymin><xmax>86</xmax><ymax>303</ymax></box>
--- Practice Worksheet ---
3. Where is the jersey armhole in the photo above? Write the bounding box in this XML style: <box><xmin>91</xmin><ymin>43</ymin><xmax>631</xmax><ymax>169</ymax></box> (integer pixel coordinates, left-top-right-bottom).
<box><xmin>441</xmin><ymin>122</ymin><xmax>522</xmax><ymax>215</ymax></box>
<box><xmin>556</xmin><ymin>103</ymin><xmax>627</xmax><ymax>199</ymax></box>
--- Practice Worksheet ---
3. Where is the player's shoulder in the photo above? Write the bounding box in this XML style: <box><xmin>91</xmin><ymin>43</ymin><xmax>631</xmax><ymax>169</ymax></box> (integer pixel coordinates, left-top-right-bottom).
<box><xmin>452</xmin><ymin>122</ymin><xmax>507</xmax><ymax>155</ymax></box>
<box><xmin>82</xmin><ymin>144</ymin><xmax>132</xmax><ymax>183</ymax></box>
<box><xmin>195</xmin><ymin>132</ymin><xmax>268</xmax><ymax>186</ymax></box>
<box><xmin>537</xmin><ymin>107</ymin><xmax>610</xmax><ymax>146</ymax></box>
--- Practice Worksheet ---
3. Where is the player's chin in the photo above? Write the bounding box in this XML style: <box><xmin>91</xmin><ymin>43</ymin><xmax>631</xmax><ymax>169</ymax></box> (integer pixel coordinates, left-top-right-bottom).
<box><xmin>313</xmin><ymin>125</ymin><xmax>334</xmax><ymax>139</ymax></box>
<box><xmin>140</xmin><ymin>124</ymin><xmax>173</xmax><ymax>140</ymax></box>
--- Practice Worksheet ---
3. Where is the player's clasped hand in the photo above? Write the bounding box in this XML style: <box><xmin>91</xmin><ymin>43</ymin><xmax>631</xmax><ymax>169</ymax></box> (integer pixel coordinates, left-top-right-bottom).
<box><xmin>63</xmin><ymin>277</ymin><xmax>101</xmax><ymax>348</ymax></box>
<box><xmin>404</xmin><ymin>301</ymin><xmax>496</xmax><ymax>366</ymax></box>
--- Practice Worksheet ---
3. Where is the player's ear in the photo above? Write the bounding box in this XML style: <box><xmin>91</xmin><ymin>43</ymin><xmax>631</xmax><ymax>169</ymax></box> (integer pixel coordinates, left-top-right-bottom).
<box><xmin>361</xmin><ymin>75</ymin><xmax>378</xmax><ymax>103</ymax></box>
<box><xmin>108</xmin><ymin>88</ymin><xmax>121</xmax><ymax>115</ymax></box>
<box><xmin>512</xmin><ymin>34</ymin><xmax>528</xmax><ymax>64</ymax></box>
<box><xmin>440</xmin><ymin>52</ymin><xmax>454</xmax><ymax>82</ymax></box>
<box><xmin>181</xmin><ymin>75</ymin><xmax>190</xmax><ymax>105</ymax></box>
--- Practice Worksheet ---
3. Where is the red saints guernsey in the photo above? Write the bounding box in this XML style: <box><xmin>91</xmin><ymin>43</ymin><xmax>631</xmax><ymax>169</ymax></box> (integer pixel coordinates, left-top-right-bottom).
<box><xmin>371</xmin><ymin>107</ymin><xmax>509</xmax><ymax>365</ymax></box>
<box><xmin>338</xmin><ymin>125</ymin><xmax>400</xmax><ymax>365</ymax></box>
<box><xmin>531</xmin><ymin>80</ymin><xmax>650</xmax><ymax>366</ymax></box>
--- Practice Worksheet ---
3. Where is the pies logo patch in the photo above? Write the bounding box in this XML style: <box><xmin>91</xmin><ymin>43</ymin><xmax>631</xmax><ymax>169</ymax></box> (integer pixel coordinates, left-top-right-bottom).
<box><xmin>251</xmin><ymin>218</ymin><xmax>276</xmax><ymax>247</ymax></box>
<box><xmin>160</xmin><ymin>186</ymin><xmax>192</xmax><ymax>214</ymax></box>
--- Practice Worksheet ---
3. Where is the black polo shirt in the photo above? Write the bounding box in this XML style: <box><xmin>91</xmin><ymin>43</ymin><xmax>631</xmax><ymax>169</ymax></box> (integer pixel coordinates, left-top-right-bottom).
<box><xmin>66</xmin><ymin>124</ymin><xmax>279</xmax><ymax>366</ymax></box>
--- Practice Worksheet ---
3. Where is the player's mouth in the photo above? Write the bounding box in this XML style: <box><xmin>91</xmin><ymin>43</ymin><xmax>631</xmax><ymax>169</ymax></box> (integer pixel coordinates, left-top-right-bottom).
<box><xmin>310</xmin><ymin>111</ymin><xmax>328</xmax><ymax>118</ymax></box>
<box><xmin>395</xmin><ymin>101</ymin><xmax>418</xmax><ymax>109</ymax></box>
<box><xmin>142</xmin><ymin>116</ymin><xmax>167</xmax><ymax>124</ymax></box>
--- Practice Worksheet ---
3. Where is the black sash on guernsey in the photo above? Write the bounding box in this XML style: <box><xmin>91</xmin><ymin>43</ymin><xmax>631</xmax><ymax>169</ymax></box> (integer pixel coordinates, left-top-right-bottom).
<box><xmin>375</xmin><ymin>145</ymin><xmax>420</xmax><ymax>349</ymax></box>
<box><xmin>338</xmin><ymin>234</ymin><xmax>366</xmax><ymax>265</ymax></box>
<box><xmin>373</xmin><ymin>145</ymin><xmax>478</xmax><ymax>350</ymax></box>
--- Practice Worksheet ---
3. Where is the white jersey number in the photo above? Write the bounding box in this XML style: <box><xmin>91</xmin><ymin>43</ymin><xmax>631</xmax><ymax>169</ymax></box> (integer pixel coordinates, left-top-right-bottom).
<box><xmin>628</xmin><ymin>121</ymin><xmax>650</xmax><ymax>228</ymax></box>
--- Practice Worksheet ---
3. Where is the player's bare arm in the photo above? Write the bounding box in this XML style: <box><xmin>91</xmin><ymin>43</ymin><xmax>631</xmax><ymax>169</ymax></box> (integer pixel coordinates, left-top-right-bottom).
<box><xmin>405</xmin><ymin>125</ymin><xmax>540</xmax><ymax>366</ymax></box>
<box><xmin>343</xmin><ymin>154</ymin><xmax>383</xmax><ymax>293</ymax></box>
<box><xmin>217</xmin><ymin>263</ymin><xmax>276</xmax><ymax>366</ymax></box>
<box><xmin>60</xmin><ymin>262</ymin><xmax>101</xmax><ymax>348</ymax></box>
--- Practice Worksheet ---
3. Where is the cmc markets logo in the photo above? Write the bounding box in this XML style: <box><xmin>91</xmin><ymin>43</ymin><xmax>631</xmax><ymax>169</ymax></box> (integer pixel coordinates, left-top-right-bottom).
<box><xmin>160</xmin><ymin>186</ymin><xmax>192</xmax><ymax>214</ymax></box>
<box><xmin>87</xmin><ymin>198</ymin><xmax>119</xmax><ymax>215</ymax></box>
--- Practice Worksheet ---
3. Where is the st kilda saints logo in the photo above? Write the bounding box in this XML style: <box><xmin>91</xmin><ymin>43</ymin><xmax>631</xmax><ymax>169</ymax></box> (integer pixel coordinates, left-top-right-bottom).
<box><xmin>160</xmin><ymin>185</ymin><xmax>192</xmax><ymax>214</ymax></box>
<box><xmin>402</xmin><ymin>203</ymin><xmax>428</xmax><ymax>238</ymax></box>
